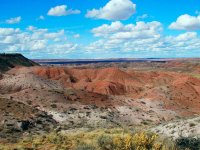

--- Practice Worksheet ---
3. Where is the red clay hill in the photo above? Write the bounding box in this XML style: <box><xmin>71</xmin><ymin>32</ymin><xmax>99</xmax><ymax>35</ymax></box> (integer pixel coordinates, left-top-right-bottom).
<box><xmin>1</xmin><ymin>56</ymin><xmax>200</xmax><ymax>142</ymax></box>
<box><xmin>11</xmin><ymin>66</ymin><xmax>200</xmax><ymax>113</ymax></box>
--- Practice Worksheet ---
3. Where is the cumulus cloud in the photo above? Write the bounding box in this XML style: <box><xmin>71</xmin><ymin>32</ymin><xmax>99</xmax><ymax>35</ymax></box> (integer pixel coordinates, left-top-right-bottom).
<box><xmin>26</xmin><ymin>26</ymin><xmax>37</xmax><ymax>31</ymax></box>
<box><xmin>48</xmin><ymin>5</ymin><xmax>80</xmax><ymax>16</ymax></box>
<box><xmin>86</xmin><ymin>21</ymin><xmax>200</xmax><ymax>56</ymax></box>
<box><xmin>136</xmin><ymin>14</ymin><xmax>149</xmax><ymax>21</ymax></box>
<box><xmin>0</xmin><ymin>28</ymin><xmax>20</xmax><ymax>35</ymax></box>
<box><xmin>91</xmin><ymin>21</ymin><xmax>162</xmax><ymax>39</ymax></box>
<box><xmin>0</xmin><ymin>27</ymin><xmax>79</xmax><ymax>56</ymax></box>
<box><xmin>164</xmin><ymin>32</ymin><xmax>200</xmax><ymax>51</ymax></box>
<box><xmin>6</xmin><ymin>16</ymin><xmax>21</xmax><ymax>24</ymax></box>
<box><xmin>175</xmin><ymin>32</ymin><xmax>197</xmax><ymax>41</ymax></box>
<box><xmin>73</xmin><ymin>34</ymin><xmax>80</xmax><ymax>38</ymax></box>
<box><xmin>1</xmin><ymin>21</ymin><xmax>200</xmax><ymax>58</ymax></box>
<box><xmin>169</xmin><ymin>14</ymin><xmax>200</xmax><ymax>30</ymax></box>
<box><xmin>44</xmin><ymin>30</ymin><xmax>65</xmax><ymax>39</ymax></box>
<box><xmin>37</xmin><ymin>15</ymin><xmax>45</xmax><ymax>20</ymax></box>
<box><xmin>86</xmin><ymin>0</ymin><xmax>136</xmax><ymax>20</ymax></box>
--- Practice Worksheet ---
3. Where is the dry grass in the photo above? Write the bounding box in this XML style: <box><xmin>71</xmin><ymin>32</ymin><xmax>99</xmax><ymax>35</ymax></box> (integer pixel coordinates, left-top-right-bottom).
<box><xmin>0</xmin><ymin>128</ymin><xmax>179</xmax><ymax>150</ymax></box>
<box><xmin>191</xmin><ymin>74</ymin><xmax>200</xmax><ymax>79</ymax></box>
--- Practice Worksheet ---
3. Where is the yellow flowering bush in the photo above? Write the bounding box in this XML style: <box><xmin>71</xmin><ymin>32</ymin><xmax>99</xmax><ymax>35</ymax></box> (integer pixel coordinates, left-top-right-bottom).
<box><xmin>0</xmin><ymin>128</ymin><xmax>178</xmax><ymax>150</ymax></box>
<box><xmin>132</xmin><ymin>132</ymin><xmax>158</xmax><ymax>149</ymax></box>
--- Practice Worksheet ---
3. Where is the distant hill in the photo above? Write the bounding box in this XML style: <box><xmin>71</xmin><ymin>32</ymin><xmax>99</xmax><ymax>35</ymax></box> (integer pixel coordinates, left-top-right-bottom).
<box><xmin>0</xmin><ymin>53</ymin><xmax>38</xmax><ymax>72</ymax></box>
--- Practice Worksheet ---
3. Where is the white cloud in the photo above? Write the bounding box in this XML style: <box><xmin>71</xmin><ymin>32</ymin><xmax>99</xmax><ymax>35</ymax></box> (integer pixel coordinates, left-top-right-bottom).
<box><xmin>2</xmin><ymin>36</ymin><xmax>18</xmax><ymax>44</ymax></box>
<box><xmin>0</xmin><ymin>28</ymin><xmax>20</xmax><ymax>35</ymax></box>
<box><xmin>47</xmin><ymin>5</ymin><xmax>80</xmax><ymax>16</ymax></box>
<box><xmin>92</xmin><ymin>21</ymin><xmax>162</xmax><ymax>39</ymax></box>
<box><xmin>86</xmin><ymin>21</ymin><xmax>200</xmax><ymax>55</ymax></box>
<box><xmin>6</xmin><ymin>16</ymin><xmax>21</xmax><ymax>24</ymax></box>
<box><xmin>49</xmin><ymin>43</ymin><xmax>78</xmax><ymax>54</ymax></box>
<box><xmin>44</xmin><ymin>30</ymin><xmax>65</xmax><ymax>39</ymax></box>
<box><xmin>73</xmin><ymin>34</ymin><xmax>80</xmax><ymax>38</ymax></box>
<box><xmin>164</xmin><ymin>32</ymin><xmax>200</xmax><ymax>51</ymax></box>
<box><xmin>91</xmin><ymin>21</ymin><xmax>124</xmax><ymax>37</ymax></box>
<box><xmin>26</xmin><ymin>26</ymin><xmax>37</xmax><ymax>31</ymax></box>
<box><xmin>136</xmin><ymin>14</ymin><xmax>148</xmax><ymax>21</ymax></box>
<box><xmin>169</xmin><ymin>14</ymin><xmax>200</xmax><ymax>30</ymax></box>
<box><xmin>87</xmin><ymin>21</ymin><xmax>162</xmax><ymax>52</ymax></box>
<box><xmin>1</xmin><ymin>22</ymin><xmax>200</xmax><ymax>58</ymax></box>
<box><xmin>30</xmin><ymin>40</ymin><xmax>47</xmax><ymax>50</ymax></box>
<box><xmin>0</xmin><ymin>27</ymin><xmax>79</xmax><ymax>55</ymax></box>
<box><xmin>86</xmin><ymin>0</ymin><xmax>136</xmax><ymax>20</ymax></box>
<box><xmin>38</xmin><ymin>15</ymin><xmax>45</xmax><ymax>20</ymax></box>
<box><xmin>175</xmin><ymin>32</ymin><xmax>197</xmax><ymax>41</ymax></box>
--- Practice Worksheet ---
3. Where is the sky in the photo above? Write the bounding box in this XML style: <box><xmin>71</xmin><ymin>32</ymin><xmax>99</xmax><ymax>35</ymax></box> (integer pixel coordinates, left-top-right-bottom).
<box><xmin>0</xmin><ymin>0</ymin><xmax>200</xmax><ymax>59</ymax></box>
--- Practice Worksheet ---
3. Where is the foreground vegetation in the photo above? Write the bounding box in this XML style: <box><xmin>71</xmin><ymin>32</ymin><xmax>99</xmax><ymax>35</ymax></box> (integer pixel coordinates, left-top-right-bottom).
<box><xmin>0</xmin><ymin>128</ymin><xmax>180</xmax><ymax>150</ymax></box>
<box><xmin>191</xmin><ymin>74</ymin><xmax>200</xmax><ymax>79</ymax></box>
<box><xmin>1</xmin><ymin>128</ymin><xmax>199</xmax><ymax>150</ymax></box>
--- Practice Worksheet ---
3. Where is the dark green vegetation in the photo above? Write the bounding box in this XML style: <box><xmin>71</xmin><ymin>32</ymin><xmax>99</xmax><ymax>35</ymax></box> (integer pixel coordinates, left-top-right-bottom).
<box><xmin>176</xmin><ymin>137</ymin><xmax>200</xmax><ymax>150</ymax></box>
<box><xmin>0</xmin><ymin>53</ymin><xmax>38</xmax><ymax>72</ymax></box>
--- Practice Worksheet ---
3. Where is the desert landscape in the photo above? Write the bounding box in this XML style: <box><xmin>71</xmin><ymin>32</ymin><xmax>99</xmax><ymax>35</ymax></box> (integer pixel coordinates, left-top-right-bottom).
<box><xmin>1</xmin><ymin>0</ymin><xmax>200</xmax><ymax>149</ymax></box>
<box><xmin>0</xmin><ymin>54</ymin><xmax>199</xmax><ymax>149</ymax></box>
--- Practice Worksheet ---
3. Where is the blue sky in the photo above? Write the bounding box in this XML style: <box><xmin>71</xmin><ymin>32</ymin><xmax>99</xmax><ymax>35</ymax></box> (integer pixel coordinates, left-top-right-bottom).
<box><xmin>0</xmin><ymin>0</ymin><xmax>200</xmax><ymax>59</ymax></box>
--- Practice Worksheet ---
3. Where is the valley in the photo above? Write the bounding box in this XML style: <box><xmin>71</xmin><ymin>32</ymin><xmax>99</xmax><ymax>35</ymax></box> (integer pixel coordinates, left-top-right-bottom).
<box><xmin>0</xmin><ymin>54</ymin><xmax>200</xmax><ymax>149</ymax></box>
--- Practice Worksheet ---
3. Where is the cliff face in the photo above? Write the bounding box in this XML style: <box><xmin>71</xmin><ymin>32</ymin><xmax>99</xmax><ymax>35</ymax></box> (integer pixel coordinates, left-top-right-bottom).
<box><xmin>0</xmin><ymin>53</ymin><xmax>38</xmax><ymax>72</ymax></box>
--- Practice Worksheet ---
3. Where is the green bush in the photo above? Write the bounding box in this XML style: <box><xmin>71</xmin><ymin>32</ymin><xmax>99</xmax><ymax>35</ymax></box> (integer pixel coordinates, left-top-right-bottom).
<box><xmin>176</xmin><ymin>137</ymin><xmax>200</xmax><ymax>150</ymax></box>
<box><xmin>98</xmin><ymin>135</ymin><xmax>114</xmax><ymax>150</ymax></box>
<box><xmin>76</xmin><ymin>143</ymin><xmax>96</xmax><ymax>150</ymax></box>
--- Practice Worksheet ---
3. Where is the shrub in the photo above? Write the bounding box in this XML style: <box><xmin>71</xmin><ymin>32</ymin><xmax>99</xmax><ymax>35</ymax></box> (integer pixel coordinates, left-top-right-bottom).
<box><xmin>112</xmin><ymin>134</ymin><xmax>132</xmax><ymax>150</ymax></box>
<box><xmin>97</xmin><ymin>135</ymin><xmax>114</xmax><ymax>150</ymax></box>
<box><xmin>76</xmin><ymin>143</ymin><xmax>96</xmax><ymax>150</ymax></box>
<box><xmin>189</xmin><ymin>123</ymin><xmax>196</xmax><ymax>127</ymax></box>
<box><xmin>0</xmin><ymin>128</ymin><xmax>179</xmax><ymax>150</ymax></box>
<box><xmin>176</xmin><ymin>137</ymin><xmax>200</xmax><ymax>150</ymax></box>
<box><xmin>132</xmin><ymin>132</ymin><xmax>162</xmax><ymax>150</ymax></box>
<box><xmin>51</xmin><ymin>104</ymin><xmax>57</xmax><ymax>108</ymax></box>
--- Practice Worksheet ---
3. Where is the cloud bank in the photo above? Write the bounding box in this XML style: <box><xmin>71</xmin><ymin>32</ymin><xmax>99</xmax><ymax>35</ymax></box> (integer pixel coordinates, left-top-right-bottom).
<box><xmin>86</xmin><ymin>21</ymin><xmax>200</xmax><ymax>57</ymax></box>
<box><xmin>0</xmin><ymin>27</ymin><xmax>78</xmax><ymax>58</ymax></box>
